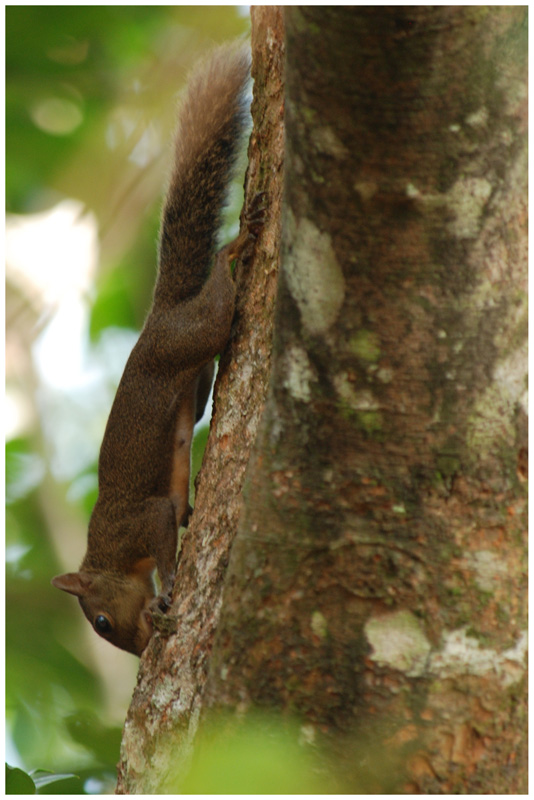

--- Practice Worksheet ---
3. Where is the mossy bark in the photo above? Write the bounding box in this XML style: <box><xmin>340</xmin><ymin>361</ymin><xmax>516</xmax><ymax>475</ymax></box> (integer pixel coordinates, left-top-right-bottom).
<box><xmin>204</xmin><ymin>7</ymin><xmax>527</xmax><ymax>793</ymax></box>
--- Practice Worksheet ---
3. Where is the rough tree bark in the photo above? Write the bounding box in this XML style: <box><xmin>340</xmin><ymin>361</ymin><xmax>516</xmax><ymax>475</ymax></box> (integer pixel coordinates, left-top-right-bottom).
<box><xmin>117</xmin><ymin>6</ymin><xmax>527</xmax><ymax>794</ymax></box>
<box><xmin>204</xmin><ymin>6</ymin><xmax>527</xmax><ymax>795</ymax></box>
<box><xmin>116</xmin><ymin>7</ymin><xmax>284</xmax><ymax>794</ymax></box>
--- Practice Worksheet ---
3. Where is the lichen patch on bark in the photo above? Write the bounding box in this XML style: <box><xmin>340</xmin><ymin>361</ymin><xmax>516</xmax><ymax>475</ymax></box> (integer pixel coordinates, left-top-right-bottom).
<box><xmin>429</xmin><ymin>628</ymin><xmax>527</xmax><ymax>688</ymax></box>
<box><xmin>365</xmin><ymin>610</ymin><xmax>432</xmax><ymax>677</ymax></box>
<box><xmin>284</xmin><ymin>213</ymin><xmax>345</xmax><ymax>336</ymax></box>
<box><xmin>464</xmin><ymin>549</ymin><xmax>511</xmax><ymax>592</ymax></box>
<box><xmin>446</xmin><ymin>177</ymin><xmax>492</xmax><ymax>240</ymax></box>
<box><xmin>282</xmin><ymin>344</ymin><xmax>316</xmax><ymax>402</ymax></box>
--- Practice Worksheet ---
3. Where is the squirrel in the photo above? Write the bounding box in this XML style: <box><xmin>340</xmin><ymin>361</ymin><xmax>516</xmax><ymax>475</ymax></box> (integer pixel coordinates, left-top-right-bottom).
<box><xmin>52</xmin><ymin>44</ymin><xmax>259</xmax><ymax>656</ymax></box>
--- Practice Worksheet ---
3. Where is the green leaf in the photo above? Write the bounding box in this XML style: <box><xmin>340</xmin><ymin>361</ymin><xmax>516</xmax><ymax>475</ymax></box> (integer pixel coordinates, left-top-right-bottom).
<box><xmin>32</xmin><ymin>770</ymin><xmax>85</xmax><ymax>794</ymax></box>
<box><xmin>6</xmin><ymin>764</ymin><xmax>36</xmax><ymax>794</ymax></box>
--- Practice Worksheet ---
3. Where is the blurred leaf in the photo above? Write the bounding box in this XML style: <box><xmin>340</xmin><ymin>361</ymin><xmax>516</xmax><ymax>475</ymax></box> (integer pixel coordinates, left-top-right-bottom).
<box><xmin>6</xmin><ymin>439</ymin><xmax>46</xmax><ymax>505</ymax></box>
<box><xmin>88</xmin><ymin>214</ymin><xmax>160</xmax><ymax>339</ymax></box>
<box><xmin>5</xmin><ymin>6</ymin><xmax>171</xmax><ymax>212</ymax></box>
<box><xmin>67</xmin><ymin>470</ymin><xmax>99</xmax><ymax>519</ymax></box>
<box><xmin>174</xmin><ymin>713</ymin><xmax>406</xmax><ymax>794</ymax></box>
<box><xmin>5</xmin><ymin>765</ymin><xmax>85</xmax><ymax>795</ymax></box>
<box><xmin>32</xmin><ymin>769</ymin><xmax>85</xmax><ymax>794</ymax></box>
<box><xmin>179</xmin><ymin>717</ymin><xmax>325</xmax><ymax>794</ymax></box>
<box><xmin>64</xmin><ymin>712</ymin><xmax>122</xmax><ymax>766</ymax></box>
<box><xmin>6</xmin><ymin>764</ymin><xmax>36</xmax><ymax>794</ymax></box>
<box><xmin>89</xmin><ymin>270</ymin><xmax>139</xmax><ymax>340</ymax></box>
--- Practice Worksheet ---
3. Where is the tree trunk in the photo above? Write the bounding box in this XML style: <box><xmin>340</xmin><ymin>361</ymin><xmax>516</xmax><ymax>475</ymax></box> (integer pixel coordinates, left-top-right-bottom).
<box><xmin>115</xmin><ymin>6</ymin><xmax>284</xmax><ymax>794</ymax></box>
<box><xmin>204</xmin><ymin>6</ymin><xmax>527</xmax><ymax>794</ymax></box>
<box><xmin>117</xmin><ymin>7</ymin><xmax>527</xmax><ymax>794</ymax></box>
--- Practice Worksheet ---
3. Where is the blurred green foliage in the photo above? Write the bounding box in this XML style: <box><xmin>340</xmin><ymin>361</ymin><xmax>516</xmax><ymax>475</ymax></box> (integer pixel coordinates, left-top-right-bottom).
<box><xmin>6</xmin><ymin>6</ymin><xmax>248</xmax><ymax>793</ymax></box>
<box><xmin>6</xmin><ymin>764</ymin><xmax>85</xmax><ymax>795</ymax></box>
<box><xmin>181</xmin><ymin>719</ymin><xmax>325</xmax><ymax>794</ymax></box>
<box><xmin>159</xmin><ymin>712</ymin><xmax>405</xmax><ymax>794</ymax></box>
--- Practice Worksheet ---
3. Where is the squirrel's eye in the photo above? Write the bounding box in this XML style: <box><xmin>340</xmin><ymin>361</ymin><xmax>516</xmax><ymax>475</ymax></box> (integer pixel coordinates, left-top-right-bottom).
<box><xmin>94</xmin><ymin>614</ymin><xmax>113</xmax><ymax>634</ymax></box>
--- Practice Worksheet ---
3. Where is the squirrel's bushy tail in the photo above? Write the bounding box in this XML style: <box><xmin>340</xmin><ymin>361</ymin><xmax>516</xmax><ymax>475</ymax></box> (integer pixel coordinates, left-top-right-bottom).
<box><xmin>155</xmin><ymin>44</ymin><xmax>250</xmax><ymax>307</ymax></box>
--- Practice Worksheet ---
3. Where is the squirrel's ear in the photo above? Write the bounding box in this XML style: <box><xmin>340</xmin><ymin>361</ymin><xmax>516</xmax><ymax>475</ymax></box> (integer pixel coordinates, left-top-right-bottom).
<box><xmin>129</xmin><ymin>557</ymin><xmax>156</xmax><ymax>579</ymax></box>
<box><xmin>51</xmin><ymin>572</ymin><xmax>93</xmax><ymax>597</ymax></box>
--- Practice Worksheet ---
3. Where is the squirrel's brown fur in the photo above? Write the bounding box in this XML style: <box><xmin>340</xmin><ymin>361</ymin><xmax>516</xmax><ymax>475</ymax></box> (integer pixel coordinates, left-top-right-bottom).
<box><xmin>52</xmin><ymin>44</ymin><xmax>251</xmax><ymax>656</ymax></box>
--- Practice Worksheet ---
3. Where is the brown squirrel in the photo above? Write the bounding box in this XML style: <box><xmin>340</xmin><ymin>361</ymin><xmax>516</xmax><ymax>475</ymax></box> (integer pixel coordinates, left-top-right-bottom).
<box><xmin>52</xmin><ymin>44</ymin><xmax>256</xmax><ymax>656</ymax></box>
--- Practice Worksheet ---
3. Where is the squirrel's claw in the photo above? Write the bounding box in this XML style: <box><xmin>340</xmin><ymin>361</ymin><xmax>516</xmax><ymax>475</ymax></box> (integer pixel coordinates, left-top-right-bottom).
<box><xmin>149</xmin><ymin>591</ymin><xmax>173</xmax><ymax>615</ymax></box>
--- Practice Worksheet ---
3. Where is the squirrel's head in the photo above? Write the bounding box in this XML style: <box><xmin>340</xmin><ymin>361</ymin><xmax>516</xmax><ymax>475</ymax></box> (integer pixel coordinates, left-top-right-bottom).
<box><xmin>51</xmin><ymin>558</ymin><xmax>156</xmax><ymax>656</ymax></box>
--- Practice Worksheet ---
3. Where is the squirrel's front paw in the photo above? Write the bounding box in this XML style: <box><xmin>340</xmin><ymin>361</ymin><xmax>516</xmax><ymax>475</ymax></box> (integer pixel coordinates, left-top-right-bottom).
<box><xmin>149</xmin><ymin>595</ymin><xmax>178</xmax><ymax>636</ymax></box>
<box><xmin>150</xmin><ymin>591</ymin><xmax>173</xmax><ymax>615</ymax></box>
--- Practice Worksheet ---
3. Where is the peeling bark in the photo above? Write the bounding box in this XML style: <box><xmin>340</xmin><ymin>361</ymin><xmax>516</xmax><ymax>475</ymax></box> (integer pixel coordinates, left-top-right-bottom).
<box><xmin>115</xmin><ymin>7</ymin><xmax>284</xmax><ymax>793</ymax></box>
<box><xmin>204</xmin><ymin>7</ymin><xmax>527</xmax><ymax>794</ymax></box>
